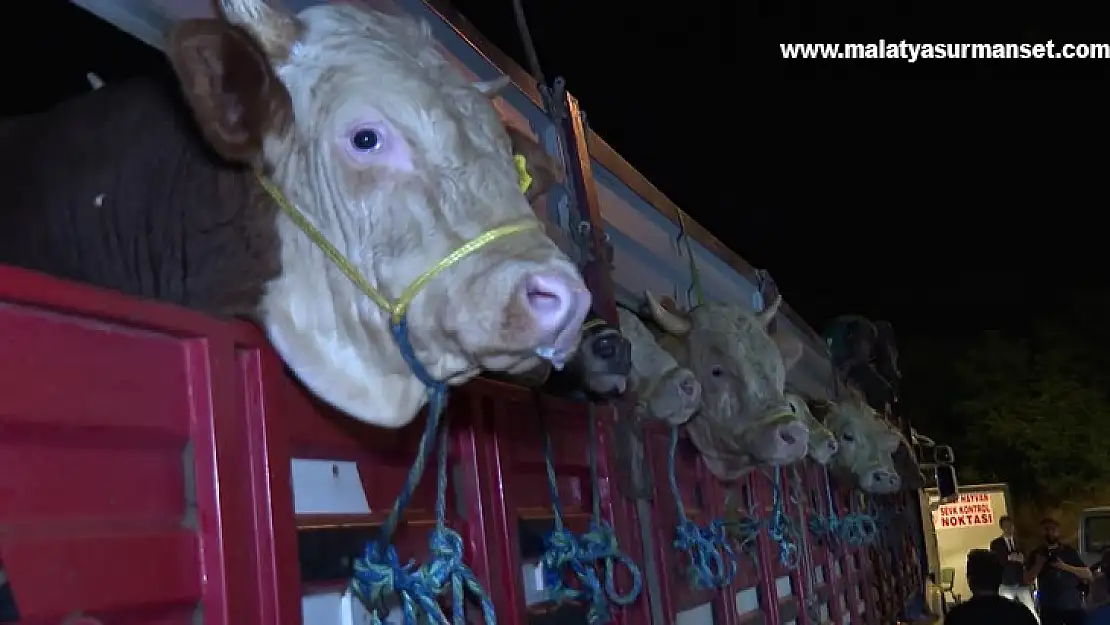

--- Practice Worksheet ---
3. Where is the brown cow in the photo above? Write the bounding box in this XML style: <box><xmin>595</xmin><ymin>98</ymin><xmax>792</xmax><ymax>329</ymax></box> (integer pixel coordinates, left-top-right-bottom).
<box><xmin>0</xmin><ymin>0</ymin><xmax>592</xmax><ymax>429</ymax></box>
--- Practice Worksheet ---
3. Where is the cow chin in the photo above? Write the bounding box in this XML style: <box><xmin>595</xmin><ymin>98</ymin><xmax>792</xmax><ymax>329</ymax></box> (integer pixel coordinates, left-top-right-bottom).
<box><xmin>583</xmin><ymin>373</ymin><xmax>627</xmax><ymax>398</ymax></box>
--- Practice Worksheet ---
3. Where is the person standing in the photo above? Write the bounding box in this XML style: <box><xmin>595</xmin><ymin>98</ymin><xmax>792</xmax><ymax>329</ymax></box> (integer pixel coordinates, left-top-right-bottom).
<box><xmin>945</xmin><ymin>549</ymin><xmax>1038</xmax><ymax>625</ymax></box>
<box><xmin>990</xmin><ymin>515</ymin><xmax>1038</xmax><ymax>617</ymax></box>
<box><xmin>1025</xmin><ymin>518</ymin><xmax>1093</xmax><ymax>625</ymax></box>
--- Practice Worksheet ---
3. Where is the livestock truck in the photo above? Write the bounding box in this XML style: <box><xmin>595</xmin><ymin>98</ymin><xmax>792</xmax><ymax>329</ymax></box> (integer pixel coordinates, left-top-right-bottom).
<box><xmin>0</xmin><ymin>1</ymin><xmax>934</xmax><ymax>624</ymax></box>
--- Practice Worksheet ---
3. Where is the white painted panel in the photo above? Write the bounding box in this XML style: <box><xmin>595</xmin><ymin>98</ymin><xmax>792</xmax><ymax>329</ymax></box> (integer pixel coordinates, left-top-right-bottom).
<box><xmin>303</xmin><ymin>589</ymin><xmax>400</xmax><ymax>625</ymax></box>
<box><xmin>734</xmin><ymin>586</ymin><xmax>760</xmax><ymax>614</ymax></box>
<box><xmin>520</xmin><ymin>561</ymin><xmax>548</xmax><ymax>606</ymax></box>
<box><xmin>291</xmin><ymin>458</ymin><xmax>371</xmax><ymax>515</ymax></box>
<box><xmin>776</xmin><ymin>574</ymin><xmax>794</xmax><ymax>598</ymax></box>
<box><xmin>675</xmin><ymin>602</ymin><xmax>714</xmax><ymax>625</ymax></box>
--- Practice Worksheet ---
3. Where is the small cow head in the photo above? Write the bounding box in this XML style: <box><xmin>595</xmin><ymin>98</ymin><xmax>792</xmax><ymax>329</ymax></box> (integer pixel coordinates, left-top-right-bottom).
<box><xmin>572</xmin><ymin>313</ymin><xmax>633</xmax><ymax>398</ymax></box>
<box><xmin>641</xmin><ymin>291</ymin><xmax>808</xmax><ymax>479</ymax></box>
<box><xmin>789</xmin><ymin>394</ymin><xmax>838</xmax><ymax>465</ymax></box>
<box><xmin>167</xmin><ymin>0</ymin><xmax>590</xmax><ymax>428</ymax></box>
<box><xmin>814</xmin><ymin>392</ymin><xmax>902</xmax><ymax>494</ymax></box>
<box><xmin>617</xmin><ymin>307</ymin><xmax>701</xmax><ymax>425</ymax></box>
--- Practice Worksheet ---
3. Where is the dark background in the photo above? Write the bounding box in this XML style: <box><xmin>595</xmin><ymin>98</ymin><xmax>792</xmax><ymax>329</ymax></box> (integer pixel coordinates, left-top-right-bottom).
<box><xmin>8</xmin><ymin>0</ymin><xmax>1110</xmax><ymax>340</ymax></box>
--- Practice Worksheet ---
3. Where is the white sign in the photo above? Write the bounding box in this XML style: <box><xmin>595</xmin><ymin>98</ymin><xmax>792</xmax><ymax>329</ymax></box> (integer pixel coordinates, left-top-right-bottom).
<box><xmin>934</xmin><ymin>492</ymin><xmax>995</xmax><ymax>529</ymax></box>
<box><xmin>291</xmin><ymin>458</ymin><xmax>372</xmax><ymax>516</ymax></box>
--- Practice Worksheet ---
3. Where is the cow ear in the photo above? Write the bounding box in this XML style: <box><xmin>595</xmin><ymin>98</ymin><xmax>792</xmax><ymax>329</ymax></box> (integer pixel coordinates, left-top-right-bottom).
<box><xmin>168</xmin><ymin>19</ymin><xmax>293</xmax><ymax>163</ymax></box>
<box><xmin>507</xmin><ymin>125</ymin><xmax>559</xmax><ymax>203</ymax></box>
<box><xmin>773</xmin><ymin>332</ymin><xmax>804</xmax><ymax>372</ymax></box>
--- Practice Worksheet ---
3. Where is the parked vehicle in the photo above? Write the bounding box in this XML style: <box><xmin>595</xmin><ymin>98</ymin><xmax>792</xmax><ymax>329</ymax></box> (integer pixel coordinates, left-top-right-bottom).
<box><xmin>1080</xmin><ymin>506</ymin><xmax>1110</xmax><ymax>566</ymax></box>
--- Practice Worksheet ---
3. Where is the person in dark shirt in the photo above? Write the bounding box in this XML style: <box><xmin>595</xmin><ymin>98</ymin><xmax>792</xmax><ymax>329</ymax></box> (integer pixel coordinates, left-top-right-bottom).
<box><xmin>945</xmin><ymin>549</ymin><xmax>1038</xmax><ymax>625</ymax></box>
<box><xmin>990</xmin><ymin>514</ymin><xmax>1037</xmax><ymax>615</ymax></box>
<box><xmin>1025</xmin><ymin>518</ymin><xmax>1093</xmax><ymax>625</ymax></box>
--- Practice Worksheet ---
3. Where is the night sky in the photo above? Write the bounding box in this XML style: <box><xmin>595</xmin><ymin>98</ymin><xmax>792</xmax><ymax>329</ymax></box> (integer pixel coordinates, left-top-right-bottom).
<box><xmin>12</xmin><ymin>0</ymin><xmax>1110</xmax><ymax>342</ymax></box>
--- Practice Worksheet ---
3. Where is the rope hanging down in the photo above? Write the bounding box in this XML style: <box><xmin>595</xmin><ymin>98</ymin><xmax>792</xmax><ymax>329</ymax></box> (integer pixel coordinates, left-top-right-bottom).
<box><xmin>669</xmin><ymin>203</ymin><xmax>735</xmax><ymax>589</ymax></box>
<box><xmin>788</xmin><ymin>467</ymin><xmax>822</xmax><ymax>623</ymax></box>
<box><xmin>352</xmin><ymin>404</ymin><xmax>496</xmax><ymax>625</ymax></box>
<box><xmin>762</xmin><ymin>467</ymin><xmax>800</xmax><ymax>570</ymax></box>
<box><xmin>808</xmin><ymin>465</ymin><xmax>844</xmax><ymax>549</ymax></box>
<box><xmin>668</xmin><ymin>426</ymin><xmax>737</xmax><ymax>589</ymax></box>
<box><xmin>539</xmin><ymin>406</ymin><xmax>642</xmax><ymax>624</ymax></box>
<box><xmin>578</xmin><ymin>406</ymin><xmax>643</xmax><ymax>610</ymax></box>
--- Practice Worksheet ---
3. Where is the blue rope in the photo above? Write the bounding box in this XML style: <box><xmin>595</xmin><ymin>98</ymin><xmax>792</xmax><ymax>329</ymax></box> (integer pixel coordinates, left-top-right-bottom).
<box><xmin>349</xmin><ymin>319</ymin><xmax>496</xmax><ymax>625</ymax></box>
<box><xmin>538</xmin><ymin>409</ymin><xmax>615</xmax><ymax>624</ymax></box>
<box><xmin>808</xmin><ymin>466</ymin><xmax>843</xmax><ymax>548</ymax></box>
<box><xmin>839</xmin><ymin>493</ymin><xmax>880</xmax><ymax>548</ymax></box>
<box><xmin>577</xmin><ymin>406</ymin><xmax>642</xmax><ymax>609</ymax></box>
<box><xmin>668</xmin><ymin>426</ymin><xmax>736</xmax><ymax>589</ymax></box>
<box><xmin>763</xmin><ymin>467</ymin><xmax>800</xmax><ymax>570</ymax></box>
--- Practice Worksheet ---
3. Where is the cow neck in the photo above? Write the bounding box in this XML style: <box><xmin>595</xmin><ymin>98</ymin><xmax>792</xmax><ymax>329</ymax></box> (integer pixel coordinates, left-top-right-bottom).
<box><xmin>254</xmin><ymin>174</ymin><xmax>540</xmax><ymax>388</ymax></box>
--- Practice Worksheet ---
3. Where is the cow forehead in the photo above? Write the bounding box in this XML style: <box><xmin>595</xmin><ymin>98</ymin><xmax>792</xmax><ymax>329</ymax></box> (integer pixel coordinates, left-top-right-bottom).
<box><xmin>286</xmin><ymin>6</ymin><xmax>501</xmax><ymax>141</ymax></box>
<box><xmin>689</xmin><ymin>304</ymin><xmax>784</xmax><ymax>384</ymax></box>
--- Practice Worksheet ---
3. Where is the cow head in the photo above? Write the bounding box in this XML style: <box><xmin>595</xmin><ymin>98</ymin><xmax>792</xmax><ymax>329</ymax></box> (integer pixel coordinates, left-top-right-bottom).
<box><xmin>814</xmin><ymin>393</ymin><xmax>902</xmax><ymax>494</ymax></box>
<box><xmin>570</xmin><ymin>313</ymin><xmax>633</xmax><ymax>398</ymax></box>
<box><xmin>642</xmin><ymin>291</ymin><xmax>809</xmax><ymax>480</ymax></box>
<box><xmin>788</xmin><ymin>394</ymin><xmax>838</xmax><ymax>465</ymax></box>
<box><xmin>617</xmin><ymin>307</ymin><xmax>701</xmax><ymax>425</ymax></box>
<box><xmin>167</xmin><ymin>0</ymin><xmax>590</xmax><ymax>428</ymax></box>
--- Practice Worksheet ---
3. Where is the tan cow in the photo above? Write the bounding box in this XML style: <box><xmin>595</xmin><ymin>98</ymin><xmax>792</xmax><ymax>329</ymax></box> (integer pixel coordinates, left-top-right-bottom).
<box><xmin>640</xmin><ymin>291</ymin><xmax>809</xmax><ymax>481</ymax></box>
<box><xmin>812</xmin><ymin>393</ymin><xmax>902</xmax><ymax>494</ymax></box>
<box><xmin>618</xmin><ymin>307</ymin><xmax>701</xmax><ymax>425</ymax></box>
<box><xmin>787</xmin><ymin>393</ymin><xmax>838</xmax><ymax>465</ymax></box>
<box><xmin>0</xmin><ymin>0</ymin><xmax>591</xmax><ymax>429</ymax></box>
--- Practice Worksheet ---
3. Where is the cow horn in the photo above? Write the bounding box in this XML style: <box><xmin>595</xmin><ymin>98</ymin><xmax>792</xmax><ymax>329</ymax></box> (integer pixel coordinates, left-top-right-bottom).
<box><xmin>644</xmin><ymin>290</ymin><xmax>691</xmax><ymax>336</ymax></box>
<box><xmin>473</xmin><ymin>75</ymin><xmax>513</xmax><ymax>98</ymax></box>
<box><xmin>754</xmin><ymin>293</ymin><xmax>783</xmax><ymax>328</ymax></box>
<box><xmin>86</xmin><ymin>72</ymin><xmax>105</xmax><ymax>90</ymax></box>
<box><xmin>215</xmin><ymin>0</ymin><xmax>301</xmax><ymax>60</ymax></box>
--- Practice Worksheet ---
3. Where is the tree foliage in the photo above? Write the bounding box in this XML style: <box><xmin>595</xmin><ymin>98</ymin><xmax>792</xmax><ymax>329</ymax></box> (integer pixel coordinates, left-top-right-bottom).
<box><xmin>905</xmin><ymin>294</ymin><xmax>1110</xmax><ymax>508</ymax></box>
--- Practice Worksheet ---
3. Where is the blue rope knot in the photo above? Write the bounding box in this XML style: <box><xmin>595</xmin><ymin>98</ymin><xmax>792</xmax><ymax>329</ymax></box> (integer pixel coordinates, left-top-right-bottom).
<box><xmin>580</xmin><ymin>520</ymin><xmax>644</xmax><ymax>606</ymax></box>
<box><xmin>426</xmin><ymin>526</ymin><xmax>498</xmax><ymax>624</ymax></box>
<box><xmin>808</xmin><ymin>513</ymin><xmax>840</xmax><ymax>542</ymax></box>
<box><xmin>765</xmin><ymin>468</ymin><xmax>800</xmax><ymax>570</ymax></box>
<box><xmin>541</xmin><ymin>527</ymin><xmax>613</xmax><ymax>624</ymax></box>
<box><xmin>839</xmin><ymin>513</ymin><xmax>880</xmax><ymax>547</ymax></box>
<box><xmin>673</xmin><ymin>518</ymin><xmax>737</xmax><ymax>589</ymax></box>
<box><xmin>352</xmin><ymin>542</ymin><xmax>444</xmax><ymax>625</ymax></box>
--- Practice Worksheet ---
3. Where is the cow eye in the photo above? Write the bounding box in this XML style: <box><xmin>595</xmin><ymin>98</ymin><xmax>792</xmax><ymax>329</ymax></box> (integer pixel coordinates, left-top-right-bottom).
<box><xmin>351</xmin><ymin>128</ymin><xmax>383</xmax><ymax>152</ymax></box>
<box><xmin>842</xmin><ymin>433</ymin><xmax>855</xmax><ymax>442</ymax></box>
<box><xmin>711</xmin><ymin>366</ymin><xmax>723</xmax><ymax>377</ymax></box>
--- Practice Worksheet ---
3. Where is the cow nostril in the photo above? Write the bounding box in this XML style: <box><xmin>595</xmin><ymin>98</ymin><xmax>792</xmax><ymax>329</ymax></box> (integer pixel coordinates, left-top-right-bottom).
<box><xmin>679</xmin><ymin>378</ymin><xmax>696</xmax><ymax>397</ymax></box>
<box><xmin>592</xmin><ymin>336</ymin><xmax>617</xmax><ymax>360</ymax></box>
<box><xmin>778</xmin><ymin>429</ymin><xmax>797</xmax><ymax>446</ymax></box>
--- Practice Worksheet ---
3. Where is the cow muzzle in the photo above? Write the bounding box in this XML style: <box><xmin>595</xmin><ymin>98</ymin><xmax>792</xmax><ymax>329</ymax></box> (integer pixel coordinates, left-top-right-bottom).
<box><xmin>861</xmin><ymin>465</ymin><xmax>901</xmax><ymax>494</ymax></box>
